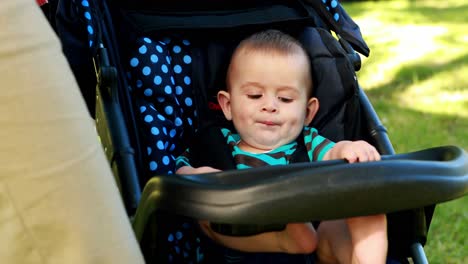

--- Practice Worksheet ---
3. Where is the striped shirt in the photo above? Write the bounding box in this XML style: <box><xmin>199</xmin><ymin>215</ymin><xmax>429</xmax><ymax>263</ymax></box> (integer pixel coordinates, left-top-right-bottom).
<box><xmin>175</xmin><ymin>127</ymin><xmax>335</xmax><ymax>169</ymax></box>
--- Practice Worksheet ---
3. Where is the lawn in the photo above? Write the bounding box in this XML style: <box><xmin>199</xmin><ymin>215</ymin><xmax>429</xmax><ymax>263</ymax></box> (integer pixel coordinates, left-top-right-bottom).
<box><xmin>342</xmin><ymin>0</ymin><xmax>468</xmax><ymax>263</ymax></box>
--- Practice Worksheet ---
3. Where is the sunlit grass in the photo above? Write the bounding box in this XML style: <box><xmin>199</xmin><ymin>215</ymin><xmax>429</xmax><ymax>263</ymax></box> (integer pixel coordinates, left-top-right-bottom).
<box><xmin>344</xmin><ymin>1</ymin><xmax>467</xmax><ymax>263</ymax></box>
<box><xmin>344</xmin><ymin>0</ymin><xmax>468</xmax><ymax>152</ymax></box>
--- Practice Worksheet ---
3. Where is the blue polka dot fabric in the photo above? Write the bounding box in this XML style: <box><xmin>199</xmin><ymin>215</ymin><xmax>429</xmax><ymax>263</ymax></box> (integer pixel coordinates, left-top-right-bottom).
<box><xmin>75</xmin><ymin>0</ymin><xmax>98</xmax><ymax>49</ymax></box>
<box><xmin>322</xmin><ymin>0</ymin><xmax>340</xmax><ymax>22</ymax></box>
<box><xmin>127</xmin><ymin>36</ymin><xmax>197</xmax><ymax>176</ymax></box>
<box><xmin>163</xmin><ymin>219</ymin><xmax>205</xmax><ymax>263</ymax></box>
<box><xmin>126</xmin><ymin>36</ymin><xmax>204</xmax><ymax>263</ymax></box>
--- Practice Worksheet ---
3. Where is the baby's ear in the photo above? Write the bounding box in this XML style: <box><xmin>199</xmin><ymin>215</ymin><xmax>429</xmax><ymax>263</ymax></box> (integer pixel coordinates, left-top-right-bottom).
<box><xmin>217</xmin><ymin>90</ymin><xmax>232</xmax><ymax>120</ymax></box>
<box><xmin>304</xmin><ymin>97</ymin><xmax>319</xmax><ymax>126</ymax></box>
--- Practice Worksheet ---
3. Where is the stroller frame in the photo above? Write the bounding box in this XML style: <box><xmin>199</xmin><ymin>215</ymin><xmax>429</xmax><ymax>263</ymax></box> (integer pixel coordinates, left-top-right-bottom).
<box><xmin>49</xmin><ymin>0</ymin><xmax>468</xmax><ymax>263</ymax></box>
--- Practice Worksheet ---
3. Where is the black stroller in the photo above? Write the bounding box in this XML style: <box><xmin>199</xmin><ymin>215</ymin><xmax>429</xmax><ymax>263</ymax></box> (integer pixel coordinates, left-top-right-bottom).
<box><xmin>45</xmin><ymin>0</ymin><xmax>468</xmax><ymax>263</ymax></box>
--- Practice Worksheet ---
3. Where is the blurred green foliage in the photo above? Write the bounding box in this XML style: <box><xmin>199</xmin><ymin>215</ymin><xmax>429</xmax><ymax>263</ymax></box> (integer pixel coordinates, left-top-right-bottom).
<box><xmin>343</xmin><ymin>0</ymin><xmax>468</xmax><ymax>263</ymax></box>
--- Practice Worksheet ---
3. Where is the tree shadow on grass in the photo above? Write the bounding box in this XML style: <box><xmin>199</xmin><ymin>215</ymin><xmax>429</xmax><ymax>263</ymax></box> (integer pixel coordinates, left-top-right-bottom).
<box><xmin>363</xmin><ymin>93</ymin><xmax>468</xmax><ymax>153</ymax></box>
<box><xmin>360</xmin><ymin>53</ymin><xmax>468</xmax><ymax>152</ymax></box>
<box><xmin>362</xmin><ymin>52</ymin><xmax>468</xmax><ymax>100</ymax></box>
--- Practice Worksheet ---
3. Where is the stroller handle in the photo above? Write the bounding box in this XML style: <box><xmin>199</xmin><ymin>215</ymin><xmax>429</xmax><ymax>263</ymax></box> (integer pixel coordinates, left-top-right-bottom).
<box><xmin>133</xmin><ymin>145</ymin><xmax>468</xmax><ymax>240</ymax></box>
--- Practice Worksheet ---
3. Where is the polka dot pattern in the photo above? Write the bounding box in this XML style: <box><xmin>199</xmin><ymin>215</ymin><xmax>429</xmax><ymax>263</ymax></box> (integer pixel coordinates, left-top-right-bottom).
<box><xmin>322</xmin><ymin>0</ymin><xmax>341</xmax><ymax>22</ymax></box>
<box><xmin>124</xmin><ymin>36</ymin><xmax>204</xmax><ymax>263</ymax></box>
<box><xmin>77</xmin><ymin>0</ymin><xmax>98</xmax><ymax>48</ymax></box>
<box><xmin>165</xmin><ymin>221</ymin><xmax>204</xmax><ymax>263</ymax></box>
<box><xmin>127</xmin><ymin>36</ymin><xmax>197</xmax><ymax>176</ymax></box>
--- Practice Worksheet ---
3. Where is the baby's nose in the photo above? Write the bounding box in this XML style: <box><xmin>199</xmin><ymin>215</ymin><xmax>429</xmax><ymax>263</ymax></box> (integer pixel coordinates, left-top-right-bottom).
<box><xmin>262</xmin><ymin>99</ymin><xmax>278</xmax><ymax>112</ymax></box>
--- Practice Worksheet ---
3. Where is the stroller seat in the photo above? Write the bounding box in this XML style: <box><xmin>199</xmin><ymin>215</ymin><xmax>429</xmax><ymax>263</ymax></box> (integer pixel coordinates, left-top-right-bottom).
<box><xmin>48</xmin><ymin>0</ymin><xmax>468</xmax><ymax>263</ymax></box>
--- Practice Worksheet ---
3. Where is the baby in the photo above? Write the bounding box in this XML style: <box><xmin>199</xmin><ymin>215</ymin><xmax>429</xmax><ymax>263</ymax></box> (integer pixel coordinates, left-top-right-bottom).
<box><xmin>176</xmin><ymin>29</ymin><xmax>387</xmax><ymax>264</ymax></box>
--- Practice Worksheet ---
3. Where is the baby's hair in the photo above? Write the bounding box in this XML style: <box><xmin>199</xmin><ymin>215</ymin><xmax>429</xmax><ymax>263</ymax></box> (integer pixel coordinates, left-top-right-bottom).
<box><xmin>227</xmin><ymin>29</ymin><xmax>313</xmax><ymax>96</ymax></box>
<box><xmin>237</xmin><ymin>29</ymin><xmax>306</xmax><ymax>56</ymax></box>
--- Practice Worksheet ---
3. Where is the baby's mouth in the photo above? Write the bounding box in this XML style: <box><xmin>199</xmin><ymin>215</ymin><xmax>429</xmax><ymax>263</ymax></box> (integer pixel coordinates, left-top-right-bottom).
<box><xmin>258</xmin><ymin>120</ymin><xmax>278</xmax><ymax>126</ymax></box>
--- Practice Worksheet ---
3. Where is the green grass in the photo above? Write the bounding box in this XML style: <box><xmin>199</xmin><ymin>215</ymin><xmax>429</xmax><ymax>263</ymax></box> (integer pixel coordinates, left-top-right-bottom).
<box><xmin>343</xmin><ymin>1</ymin><xmax>468</xmax><ymax>263</ymax></box>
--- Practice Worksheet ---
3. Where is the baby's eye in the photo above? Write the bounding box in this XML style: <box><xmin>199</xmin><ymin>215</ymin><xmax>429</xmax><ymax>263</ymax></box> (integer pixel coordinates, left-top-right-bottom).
<box><xmin>278</xmin><ymin>97</ymin><xmax>293</xmax><ymax>103</ymax></box>
<box><xmin>247</xmin><ymin>94</ymin><xmax>262</xmax><ymax>99</ymax></box>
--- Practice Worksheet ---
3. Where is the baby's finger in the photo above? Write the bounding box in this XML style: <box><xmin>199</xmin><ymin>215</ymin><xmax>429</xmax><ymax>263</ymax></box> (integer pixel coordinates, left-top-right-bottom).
<box><xmin>371</xmin><ymin>148</ymin><xmax>381</xmax><ymax>161</ymax></box>
<box><xmin>344</xmin><ymin>151</ymin><xmax>359</xmax><ymax>163</ymax></box>
<box><xmin>355</xmin><ymin>147</ymin><xmax>371</xmax><ymax>162</ymax></box>
<box><xmin>363</xmin><ymin>145</ymin><xmax>380</xmax><ymax>161</ymax></box>
<box><xmin>358</xmin><ymin>142</ymin><xmax>380</xmax><ymax>162</ymax></box>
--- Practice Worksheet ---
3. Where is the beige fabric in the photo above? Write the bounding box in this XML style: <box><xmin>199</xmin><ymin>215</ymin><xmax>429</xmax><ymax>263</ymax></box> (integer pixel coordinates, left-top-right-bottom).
<box><xmin>0</xmin><ymin>0</ymin><xmax>144</xmax><ymax>263</ymax></box>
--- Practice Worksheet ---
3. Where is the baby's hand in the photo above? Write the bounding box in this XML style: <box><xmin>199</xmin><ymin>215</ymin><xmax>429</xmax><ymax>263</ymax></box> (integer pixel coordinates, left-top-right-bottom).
<box><xmin>325</xmin><ymin>140</ymin><xmax>380</xmax><ymax>163</ymax></box>
<box><xmin>176</xmin><ymin>166</ymin><xmax>221</xmax><ymax>175</ymax></box>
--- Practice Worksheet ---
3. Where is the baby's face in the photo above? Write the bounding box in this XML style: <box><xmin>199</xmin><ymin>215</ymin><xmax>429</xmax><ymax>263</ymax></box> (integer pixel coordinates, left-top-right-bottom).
<box><xmin>225</xmin><ymin>50</ymin><xmax>312</xmax><ymax>152</ymax></box>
